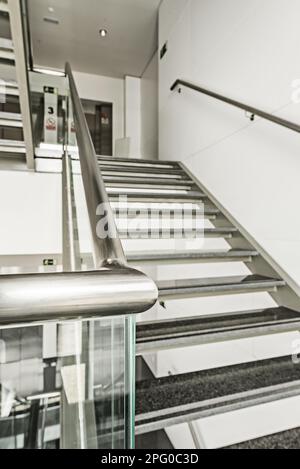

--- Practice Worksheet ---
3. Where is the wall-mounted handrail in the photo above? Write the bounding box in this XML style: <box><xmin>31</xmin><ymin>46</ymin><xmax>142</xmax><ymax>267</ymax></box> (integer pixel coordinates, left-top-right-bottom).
<box><xmin>171</xmin><ymin>79</ymin><xmax>300</xmax><ymax>134</ymax></box>
<box><xmin>65</xmin><ymin>62</ymin><xmax>126</xmax><ymax>268</ymax></box>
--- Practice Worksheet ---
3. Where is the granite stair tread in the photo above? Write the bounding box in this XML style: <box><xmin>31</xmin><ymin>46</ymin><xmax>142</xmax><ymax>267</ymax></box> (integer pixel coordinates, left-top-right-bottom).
<box><xmin>128</xmin><ymin>249</ymin><xmax>257</xmax><ymax>263</ymax></box>
<box><xmin>135</xmin><ymin>355</ymin><xmax>300</xmax><ymax>434</ymax></box>
<box><xmin>136</xmin><ymin>306</ymin><xmax>300</xmax><ymax>353</ymax></box>
<box><xmin>108</xmin><ymin>190</ymin><xmax>206</xmax><ymax>201</ymax></box>
<box><xmin>157</xmin><ymin>275</ymin><xmax>285</xmax><ymax>299</ymax></box>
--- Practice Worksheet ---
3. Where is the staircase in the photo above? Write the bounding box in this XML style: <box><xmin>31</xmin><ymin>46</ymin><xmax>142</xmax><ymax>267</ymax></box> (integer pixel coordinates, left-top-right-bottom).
<box><xmin>0</xmin><ymin>0</ymin><xmax>32</xmax><ymax>168</ymax></box>
<box><xmin>93</xmin><ymin>155</ymin><xmax>300</xmax><ymax>449</ymax></box>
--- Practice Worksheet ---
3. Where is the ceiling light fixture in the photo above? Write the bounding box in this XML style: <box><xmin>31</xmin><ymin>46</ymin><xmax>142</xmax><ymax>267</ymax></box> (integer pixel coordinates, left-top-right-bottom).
<box><xmin>99</xmin><ymin>29</ymin><xmax>108</xmax><ymax>38</ymax></box>
<box><xmin>33</xmin><ymin>67</ymin><xmax>65</xmax><ymax>77</ymax></box>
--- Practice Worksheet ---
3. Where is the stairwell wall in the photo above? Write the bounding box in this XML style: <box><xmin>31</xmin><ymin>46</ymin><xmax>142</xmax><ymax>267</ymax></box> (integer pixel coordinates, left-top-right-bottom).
<box><xmin>159</xmin><ymin>0</ymin><xmax>300</xmax><ymax>287</ymax></box>
<box><xmin>155</xmin><ymin>0</ymin><xmax>300</xmax><ymax>447</ymax></box>
<box><xmin>141</xmin><ymin>51</ymin><xmax>159</xmax><ymax>160</ymax></box>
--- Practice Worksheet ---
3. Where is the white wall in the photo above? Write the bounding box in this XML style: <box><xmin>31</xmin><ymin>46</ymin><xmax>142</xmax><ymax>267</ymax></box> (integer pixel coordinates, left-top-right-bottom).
<box><xmin>159</xmin><ymin>0</ymin><xmax>300</xmax><ymax>287</ymax></box>
<box><xmin>125</xmin><ymin>76</ymin><xmax>141</xmax><ymax>158</ymax></box>
<box><xmin>73</xmin><ymin>71</ymin><xmax>125</xmax><ymax>156</ymax></box>
<box><xmin>0</xmin><ymin>171</ymin><xmax>62</xmax><ymax>256</ymax></box>
<box><xmin>0</xmin><ymin>71</ymin><xmax>125</xmax><ymax>255</ymax></box>
<box><xmin>156</xmin><ymin>0</ymin><xmax>300</xmax><ymax>448</ymax></box>
<box><xmin>141</xmin><ymin>52</ymin><xmax>158</xmax><ymax>160</ymax></box>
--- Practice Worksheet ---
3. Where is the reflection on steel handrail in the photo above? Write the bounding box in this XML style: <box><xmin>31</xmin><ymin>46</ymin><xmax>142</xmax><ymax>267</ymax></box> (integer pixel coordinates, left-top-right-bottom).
<box><xmin>0</xmin><ymin>269</ymin><xmax>157</xmax><ymax>325</ymax></box>
<box><xmin>65</xmin><ymin>62</ymin><xmax>126</xmax><ymax>267</ymax></box>
<box><xmin>0</xmin><ymin>65</ymin><xmax>158</xmax><ymax>325</ymax></box>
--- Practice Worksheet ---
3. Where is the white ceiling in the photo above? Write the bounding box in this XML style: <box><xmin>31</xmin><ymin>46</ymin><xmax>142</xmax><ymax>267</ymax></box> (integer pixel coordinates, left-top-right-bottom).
<box><xmin>28</xmin><ymin>0</ymin><xmax>160</xmax><ymax>78</ymax></box>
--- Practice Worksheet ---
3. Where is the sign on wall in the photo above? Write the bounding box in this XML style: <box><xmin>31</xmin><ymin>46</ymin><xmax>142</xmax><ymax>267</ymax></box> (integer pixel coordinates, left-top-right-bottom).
<box><xmin>44</xmin><ymin>86</ymin><xmax>58</xmax><ymax>144</ymax></box>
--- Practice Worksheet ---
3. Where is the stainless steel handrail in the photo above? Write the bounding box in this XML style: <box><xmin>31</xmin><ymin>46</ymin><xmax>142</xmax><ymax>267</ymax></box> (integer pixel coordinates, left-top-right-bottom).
<box><xmin>65</xmin><ymin>62</ymin><xmax>126</xmax><ymax>267</ymax></box>
<box><xmin>0</xmin><ymin>269</ymin><xmax>158</xmax><ymax>324</ymax></box>
<box><xmin>0</xmin><ymin>64</ymin><xmax>158</xmax><ymax>325</ymax></box>
<box><xmin>65</xmin><ymin>62</ymin><xmax>157</xmax><ymax>315</ymax></box>
<box><xmin>171</xmin><ymin>79</ymin><xmax>300</xmax><ymax>134</ymax></box>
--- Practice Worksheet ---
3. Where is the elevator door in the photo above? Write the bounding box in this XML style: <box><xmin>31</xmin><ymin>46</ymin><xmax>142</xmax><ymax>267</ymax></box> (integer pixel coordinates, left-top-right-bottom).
<box><xmin>83</xmin><ymin>100</ymin><xmax>113</xmax><ymax>157</ymax></box>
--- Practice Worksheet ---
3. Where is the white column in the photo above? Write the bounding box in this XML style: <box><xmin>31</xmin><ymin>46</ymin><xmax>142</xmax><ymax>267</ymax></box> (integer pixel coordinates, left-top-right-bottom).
<box><xmin>124</xmin><ymin>76</ymin><xmax>141</xmax><ymax>158</ymax></box>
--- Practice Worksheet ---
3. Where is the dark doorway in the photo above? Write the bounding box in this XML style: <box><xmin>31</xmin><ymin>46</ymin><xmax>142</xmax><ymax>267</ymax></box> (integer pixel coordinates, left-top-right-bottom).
<box><xmin>81</xmin><ymin>99</ymin><xmax>113</xmax><ymax>156</ymax></box>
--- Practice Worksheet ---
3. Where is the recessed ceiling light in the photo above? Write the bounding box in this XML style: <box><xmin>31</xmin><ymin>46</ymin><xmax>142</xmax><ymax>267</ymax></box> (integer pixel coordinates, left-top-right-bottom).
<box><xmin>99</xmin><ymin>29</ymin><xmax>108</xmax><ymax>38</ymax></box>
<box><xmin>33</xmin><ymin>67</ymin><xmax>65</xmax><ymax>77</ymax></box>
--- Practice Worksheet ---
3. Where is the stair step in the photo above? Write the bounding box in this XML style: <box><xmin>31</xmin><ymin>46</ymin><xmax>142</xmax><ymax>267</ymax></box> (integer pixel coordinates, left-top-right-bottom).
<box><xmin>108</xmin><ymin>189</ymin><xmax>203</xmax><ymax>197</ymax></box>
<box><xmin>114</xmin><ymin>207</ymin><xmax>219</xmax><ymax>220</ymax></box>
<box><xmin>0</xmin><ymin>37</ymin><xmax>13</xmax><ymax>51</ymax></box>
<box><xmin>136</xmin><ymin>306</ymin><xmax>300</xmax><ymax>353</ymax></box>
<box><xmin>0</xmin><ymin>38</ymin><xmax>14</xmax><ymax>62</ymax></box>
<box><xmin>102</xmin><ymin>169</ymin><xmax>189</xmax><ymax>181</ymax></box>
<box><xmin>104</xmin><ymin>179</ymin><xmax>194</xmax><ymax>191</ymax></box>
<box><xmin>103</xmin><ymin>176</ymin><xmax>195</xmax><ymax>186</ymax></box>
<box><xmin>0</xmin><ymin>80</ymin><xmax>19</xmax><ymax>96</ymax></box>
<box><xmin>127</xmin><ymin>249</ymin><xmax>258</xmax><ymax>264</ymax></box>
<box><xmin>117</xmin><ymin>228</ymin><xmax>237</xmax><ymax>239</ymax></box>
<box><xmin>0</xmin><ymin>111</ymin><xmax>22</xmax><ymax>127</ymax></box>
<box><xmin>135</xmin><ymin>355</ymin><xmax>300</xmax><ymax>434</ymax></box>
<box><xmin>97</xmin><ymin>156</ymin><xmax>180</xmax><ymax>169</ymax></box>
<box><xmin>224</xmin><ymin>427</ymin><xmax>300</xmax><ymax>449</ymax></box>
<box><xmin>0</xmin><ymin>139</ymin><xmax>26</xmax><ymax>153</ymax></box>
<box><xmin>100</xmin><ymin>165</ymin><xmax>187</xmax><ymax>177</ymax></box>
<box><xmin>157</xmin><ymin>275</ymin><xmax>285</xmax><ymax>299</ymax></box>
<box><xmin>0</xmin><ymin>50</ymin><xmax>14</xmax><ymax>62</ymax></box>
<box><xmin>109</xmin><ymin>191</ymin><xmax>206</xmax><ymax>203</ymax></box>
